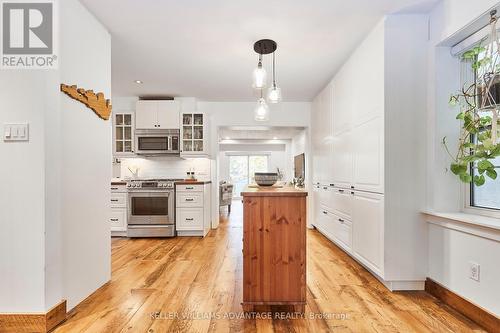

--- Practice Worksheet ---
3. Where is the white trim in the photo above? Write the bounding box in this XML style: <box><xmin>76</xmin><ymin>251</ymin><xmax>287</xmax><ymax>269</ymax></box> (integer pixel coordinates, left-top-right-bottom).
<box><xmin>423</xmin><ymin>211</ymin><xmax>500</xmax><ymax>242</ymax></box>
<box><xmin>224</xmin><ymin>151</ymin><xmax>271</xmax><ymax>156</ymax></box>
<box><xmin>463</xmin><ymin>174</ymin><xmax>500</xmax><ymax>219</ymax></box>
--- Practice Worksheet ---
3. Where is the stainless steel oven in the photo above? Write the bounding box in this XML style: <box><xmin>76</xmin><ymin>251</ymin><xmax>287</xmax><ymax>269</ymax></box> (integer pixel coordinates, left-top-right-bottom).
<box><xmin>135</xmin><ymin>129</ymin><xmax>180</xmax><ymax>155</ymax></box>
<box><xmin>127</xmin><ymin>179</ymin><xmax>177</xmax><ymax>237</ymax></box>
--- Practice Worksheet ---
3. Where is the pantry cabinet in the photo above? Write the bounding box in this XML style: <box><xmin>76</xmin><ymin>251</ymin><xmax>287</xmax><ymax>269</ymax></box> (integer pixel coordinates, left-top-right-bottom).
<box><xmin>311</xmin><ymin>17</ymin><xmax>427</xmax><ymax>290</ymax></box>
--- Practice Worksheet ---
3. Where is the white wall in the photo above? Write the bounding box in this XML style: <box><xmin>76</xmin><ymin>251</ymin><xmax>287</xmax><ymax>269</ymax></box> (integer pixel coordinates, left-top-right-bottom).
<box><xmin>57</xmin><ymin>0</ymin><xmax>112</xmax><ymax>310</ymax></box>
<box><xmin>426</xmin><ymin>0</ymin><xmax>500</xmax><ymax>316</ymax></box>
<box><xmin>0</xmin><ymin>72</ymin><xmax>49</xmax><ymax>313</ymax></box>
<box><xmin>0</xmin><ymin>0</ymin><xmax>111</xmax><ymax>313</ymax></box>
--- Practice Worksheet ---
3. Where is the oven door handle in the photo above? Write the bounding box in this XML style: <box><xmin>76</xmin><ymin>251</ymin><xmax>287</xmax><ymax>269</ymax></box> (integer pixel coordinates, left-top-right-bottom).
<box><xmin>168</xmin><ymin>136</ymin><xmax>172</xmax><ymax>151</ymax></box>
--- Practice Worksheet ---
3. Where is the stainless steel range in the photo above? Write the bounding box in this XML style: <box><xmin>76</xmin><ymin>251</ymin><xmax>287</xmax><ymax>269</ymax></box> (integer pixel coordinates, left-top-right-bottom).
<box><xmin>127</xmin><ymin>179</ymin><xmax>182</xmax><ymax>237</ymax></box>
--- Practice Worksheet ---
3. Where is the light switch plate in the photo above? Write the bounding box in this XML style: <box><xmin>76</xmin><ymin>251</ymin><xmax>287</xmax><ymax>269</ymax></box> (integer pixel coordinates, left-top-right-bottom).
<box><xmin>4</xmin><ymin>123</ymin><xmax>29</xmax><ymax>142</ymax></box>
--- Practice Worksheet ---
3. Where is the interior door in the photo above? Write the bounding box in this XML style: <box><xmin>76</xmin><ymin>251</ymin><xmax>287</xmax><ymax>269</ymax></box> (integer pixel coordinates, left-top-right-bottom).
<box><xmin>135</xmin><ymin>101</ymin><xmax>157</xmax><ymax>129</ymax></box>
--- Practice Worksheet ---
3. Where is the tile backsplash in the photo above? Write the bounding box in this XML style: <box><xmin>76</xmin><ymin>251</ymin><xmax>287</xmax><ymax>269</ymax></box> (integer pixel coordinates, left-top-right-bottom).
<box><xmin>119</xmin><ymin>157</ymin><xmax>211</xmax><ymax>180</ymax></box>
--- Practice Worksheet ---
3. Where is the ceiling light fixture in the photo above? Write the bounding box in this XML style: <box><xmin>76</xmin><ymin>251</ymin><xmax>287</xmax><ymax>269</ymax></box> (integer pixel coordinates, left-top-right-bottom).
<box><xmin>254</xmin><ymin>89</ymin><xmax>270</xmax><ymax>122</ymax></box>
<box><xmin>134</xmin><ymin>80</ymin><xmax>143</xmax><ymax>84</ymax></box>
<box><xmin>252</xmin><ymin>39</ymin><xmax>280</xmax><ymax>121</ymax></box>
<box><xmin>252</xmin><ymin>53</ymin><xmax>267</xmax><ymax>89</ymax></box>
<box><xmin>267</xmin><ymin>51</ymin><xmax>282</xmax><ymax>103</ymax></box>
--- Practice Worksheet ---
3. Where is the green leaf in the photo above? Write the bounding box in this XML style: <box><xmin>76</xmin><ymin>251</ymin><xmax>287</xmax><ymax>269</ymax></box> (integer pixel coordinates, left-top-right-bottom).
<box><xmin>478</xmin><ymin>159</ymin><xmax>494</xmax><ymax>171</ymax></box>
<box><xmin>460</xmin><ymin>173</ymin><xmax>473</xmax><ymax>183</ymax></box>
<box><xmin>473</xmin><ymin>174</ymin><xmax>486</xmax><ymax>186</ymax></box>
<box><xmin>450</xmin><ymin>163</ymin><xmax>467</xmax><ymax>175</ymax></box>
<box><xmin>486</xmin><ymin>169</ymin><xmax>498</xmax><ymax>180</ymax></box>
<box><xmin>456</xmin><ymin>112</ymin><xmax>465</xmax><ymax>120</ymax></box>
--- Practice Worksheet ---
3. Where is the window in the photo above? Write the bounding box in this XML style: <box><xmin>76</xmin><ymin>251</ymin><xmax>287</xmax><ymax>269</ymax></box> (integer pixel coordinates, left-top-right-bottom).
<box><xmin>229</xmin><ymin>155</ymin><xmax>268</xmax><ymax>197</ymax></box>
<box><xmin>466</xmin><ymin>41</ymin><xmax>500</xmax><ymax>213</ymax></box>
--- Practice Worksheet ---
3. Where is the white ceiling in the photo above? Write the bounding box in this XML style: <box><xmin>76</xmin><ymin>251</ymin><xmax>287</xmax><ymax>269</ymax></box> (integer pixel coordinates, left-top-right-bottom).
<box><xmin>80</xmin><ymin>0</ymin><xmax>437</xmax><ymax>101</ymax></box>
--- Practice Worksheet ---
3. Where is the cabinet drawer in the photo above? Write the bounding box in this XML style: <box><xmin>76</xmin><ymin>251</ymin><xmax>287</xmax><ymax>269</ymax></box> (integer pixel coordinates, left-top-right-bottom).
<box><xmin>176</xmin><ymin>208</ymin><xmax>203</xmax><ymax>230</ymax></box>
<box><xmin>330</xmin><ymin>188</ymin><xmax>352</xmax><ymax>220</ymax></box>
<box><xmin>176</xmin><ymin>184</ymin><xmax>203</xmax><ymax>192</ymax></box>
<box><xmin>110</xmin><ymin>208</ymin><xmax>127</xmax><ymax>231</ymax></box>
<box><xmin>110</xmin><ymin>184</ymin><xmax>127</xmax><ymax>193</ymax></box>
<box><xmin>333</xmin><ymin>216</ymin><xmax>352</xmax><ymax>250</ymax></box>
<box><xmin>110</xmin><ymin>193</ymin><xmax>127</xmax><ymax>207</ymax></box>
<box><xmin>176</xmin><ymin>192</ymin><xmax>203</xmax><ymax>207</ymax></box>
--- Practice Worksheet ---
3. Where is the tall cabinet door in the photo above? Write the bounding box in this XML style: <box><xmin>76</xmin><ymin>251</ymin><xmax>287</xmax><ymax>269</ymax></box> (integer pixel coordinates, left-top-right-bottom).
<box><xmin>351</xmin><ymin>191</ymin><xmax>384</xmax><ymax>276</ymax></box>
<box><xmin>331</xmin><ymin>130</ymin><xmax>352</xmax><ymax>189</ymax></box>
<box><xmin>352</xmin><ymin>116</ymin><xmax>384</xmax><ymax>193</ymax></box>
<box><xmin>135</xmin><ymin>101</ymin><xmax>158</xmax><ymax>129</ymax></box>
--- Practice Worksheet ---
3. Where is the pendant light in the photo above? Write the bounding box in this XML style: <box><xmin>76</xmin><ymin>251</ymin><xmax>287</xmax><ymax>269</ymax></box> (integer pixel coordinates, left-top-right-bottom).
<box><xmin>252</xmin><ymin>54</ymin><xmax>267</xmax><ymax>89</ymax></box>
<box><xmin>267</xmin><ymin>51</ymin><xmax>282</xmax><ymax>103</ymax></box>
<box><xmin>254</xmin><ymin>89</ymin><xmax>269</xmax><ymax>121</ymax></box>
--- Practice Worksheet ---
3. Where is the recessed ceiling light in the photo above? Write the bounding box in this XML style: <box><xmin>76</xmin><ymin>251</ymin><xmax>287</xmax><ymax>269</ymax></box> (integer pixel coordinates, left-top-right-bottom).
<box><xmin>134</xmin><ymin>80</ymin><xmax>143</xmax><ymax>84</ymax></box>
<box><xmin>273</xmin><ymin>137</ymin><xmax>278</xmax><ymax>140</ymax></box>
<box><xmin>225</xmin><ymin>137</ymin><xmax>230</xmax><ymax>140</ymax></box>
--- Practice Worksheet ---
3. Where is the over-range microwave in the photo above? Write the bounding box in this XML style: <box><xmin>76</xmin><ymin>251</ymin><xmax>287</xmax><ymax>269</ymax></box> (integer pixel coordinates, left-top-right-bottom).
<box><xmin>135</xmin><ymin>129</ymin><xmax>180</xmax><ymax>155</ymax></box>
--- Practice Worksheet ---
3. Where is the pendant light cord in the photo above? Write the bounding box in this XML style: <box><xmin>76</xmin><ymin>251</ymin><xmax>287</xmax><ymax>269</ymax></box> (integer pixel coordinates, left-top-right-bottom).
<box><xmin>272</xmin><ymin>52</ymin><xmax>277</xmax><ymax>87</ymax></box>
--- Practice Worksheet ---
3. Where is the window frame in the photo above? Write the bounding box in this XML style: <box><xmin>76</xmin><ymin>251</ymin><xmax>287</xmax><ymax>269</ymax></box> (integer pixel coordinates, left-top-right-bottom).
<box><xmin>227</xmin><ymin>153</ymin><xmax>270</xmax><ymax>198</ymax></box>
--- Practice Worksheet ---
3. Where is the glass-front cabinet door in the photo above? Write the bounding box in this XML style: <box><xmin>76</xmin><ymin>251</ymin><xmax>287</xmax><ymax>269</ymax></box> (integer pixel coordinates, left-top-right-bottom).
<box><xmin>181</xmin><ymin>112</ymin><xmax>207</xmax><ymax>156</ymax></box>
<box><xmin>113</xmin><ymin>112</ymin><xmax>134</xmax><ymax>156</ymax></box>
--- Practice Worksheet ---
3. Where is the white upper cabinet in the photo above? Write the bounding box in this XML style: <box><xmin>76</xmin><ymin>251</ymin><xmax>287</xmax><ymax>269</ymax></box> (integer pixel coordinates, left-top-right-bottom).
<box><xmin>135</xmin><ymin>101</ymin><xmax>157</xmax><ymax>129</ymax></box>
<box><xmin>157</xmin><ymin>101</ymin><xmax>180</xmax><ymax>128</ymax></box>
<box><xmin>135</xmin><ymin>100</ymin><xmax>180</xmax><ymax>129</ymax></box>
<box><xmin>352</xmin><ymin>117</ymin><xmax>384</xmax><ymax>193</ymax></box>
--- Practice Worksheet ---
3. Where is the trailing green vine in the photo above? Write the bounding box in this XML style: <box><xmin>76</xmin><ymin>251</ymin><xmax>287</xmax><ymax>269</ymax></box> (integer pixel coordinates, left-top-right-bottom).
<box><xmin>444</xmin><ymin>11</ymin><xmax>500</xmax><ymax>186</ymax></box>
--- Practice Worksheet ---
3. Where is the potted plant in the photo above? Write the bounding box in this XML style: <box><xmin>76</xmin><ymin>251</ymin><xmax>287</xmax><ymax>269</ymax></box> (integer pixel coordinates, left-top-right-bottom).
<box><xmin>444</xmin><ymin>10</ymin><xmax>500</xmax><ymax>186</ymax></box>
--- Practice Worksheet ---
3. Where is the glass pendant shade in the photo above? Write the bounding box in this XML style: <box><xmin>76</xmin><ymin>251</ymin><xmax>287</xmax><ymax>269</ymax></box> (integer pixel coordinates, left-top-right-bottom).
<box><xmin>252</xmin><ymin>62</ymin><xmax>267</xmax><ymax>89</ymax></box>
<box><xmin>254</xmin><ymin>98</ymin><xmax>270</xmax><ymax>121</ymax></box>
<box><xmin>267</xmin><ymin>85</ymin><xmax>282</xmax><ymax>103</ymax></box>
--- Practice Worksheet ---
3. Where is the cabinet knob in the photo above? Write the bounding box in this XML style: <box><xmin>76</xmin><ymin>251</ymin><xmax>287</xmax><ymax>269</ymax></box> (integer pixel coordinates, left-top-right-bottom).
<box><xmin>350</xmin><ymin>186</ymin><xmax>355</xmax><ymax>189</ymax></box>
<box><xmin>338</xmin><ymin>189</ymin><xmax>344</xmax><ymax>193</ymax></box>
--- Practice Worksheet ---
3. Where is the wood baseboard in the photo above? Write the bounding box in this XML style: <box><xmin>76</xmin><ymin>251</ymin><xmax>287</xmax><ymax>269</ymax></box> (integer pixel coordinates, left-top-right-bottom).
<box><xmin>425</xmin><ymin>278</ymin><xmax>499</xmax><ymax>333</ymax></box>
<box><xmin>0</xmin><ymin>300</ymin><xmax>66</xmax><ymax>333</ymax></box>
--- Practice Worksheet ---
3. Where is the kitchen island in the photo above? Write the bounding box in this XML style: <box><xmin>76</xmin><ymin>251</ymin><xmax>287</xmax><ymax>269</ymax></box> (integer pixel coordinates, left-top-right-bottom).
<box><xmin>241</xmin><ymin>186</ymin><xmax>308</xmax><ymax>312</ymax></box>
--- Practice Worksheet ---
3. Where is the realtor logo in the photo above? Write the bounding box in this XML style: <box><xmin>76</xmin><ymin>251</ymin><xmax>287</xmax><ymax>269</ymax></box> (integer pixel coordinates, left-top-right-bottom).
<box><xmin>1</xmin><ymin>0</ymin><xmax>58</xmax><ymax>69</ymax></box>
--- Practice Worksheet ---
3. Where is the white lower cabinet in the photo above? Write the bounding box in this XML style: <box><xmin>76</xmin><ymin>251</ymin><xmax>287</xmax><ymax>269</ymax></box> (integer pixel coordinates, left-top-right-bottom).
<box><xmin>351</xmin><ymin>191</ymin><xmax>384</xmax><ymax>276</ymax></box>
<box><xmin>175</xmin><ymin>183</ymin><xmax>211</xmax><ymax>237</ymax></box>
<box><xmin>313</xmin><ymin>186</ymin><xmax>383</xmax><ymax>277</ymax></box>
<box><xmin>110</xmin><ymin>184</ymin><xmax>127</xmax><ymax>235</ymax></box>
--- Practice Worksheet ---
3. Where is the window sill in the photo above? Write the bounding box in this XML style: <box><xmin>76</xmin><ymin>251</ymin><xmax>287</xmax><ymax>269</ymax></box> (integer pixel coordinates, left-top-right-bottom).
<box><xmin>422</xmin><ymin>211</ymin><xmax>500</xmax><ymax>241</ymax></box>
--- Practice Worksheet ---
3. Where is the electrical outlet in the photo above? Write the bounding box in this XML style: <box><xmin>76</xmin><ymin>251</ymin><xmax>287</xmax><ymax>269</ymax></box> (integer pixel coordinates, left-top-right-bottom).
<box><xmin>469</xmin><ymin>262</ymin><xmax>480</xmax><ymax>282</ymax></box>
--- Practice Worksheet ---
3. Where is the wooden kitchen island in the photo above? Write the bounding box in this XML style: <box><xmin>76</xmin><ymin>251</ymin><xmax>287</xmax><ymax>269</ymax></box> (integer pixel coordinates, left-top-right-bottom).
<box><xmin>241</xmin><ymin>186</ymin><xmax>308</xmax><ymax>313</ymax></box>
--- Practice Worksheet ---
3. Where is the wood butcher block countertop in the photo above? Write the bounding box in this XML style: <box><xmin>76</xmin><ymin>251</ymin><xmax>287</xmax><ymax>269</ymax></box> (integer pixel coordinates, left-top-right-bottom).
<box><xmin>241</xmin><ymin>185</ymin><xmax>308</xmax><ymax>197</ymax></box>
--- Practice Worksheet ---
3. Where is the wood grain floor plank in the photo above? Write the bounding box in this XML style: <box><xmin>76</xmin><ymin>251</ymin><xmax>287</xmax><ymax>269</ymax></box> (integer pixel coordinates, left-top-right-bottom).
<box><xmin>52</xmin><ymin>202</ymin><xmax>486</xmax><ymax>333</ymax></box>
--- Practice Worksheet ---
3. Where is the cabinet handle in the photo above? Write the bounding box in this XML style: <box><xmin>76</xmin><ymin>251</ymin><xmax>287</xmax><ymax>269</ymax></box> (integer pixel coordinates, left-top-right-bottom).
<box><xmin>323</xmin><ymin>187</ymin><xmax>328</xmax><ymax>190</ymax></box>
<box><xmin>158</xmin><ymin>125</ymin><xmax>161</xmax><ymax>128</ymax></box>
<box><xmin>330</xmin><ymin>184</ymin><xmax>335</xmax><ymax>187</ymax></box>
<box><xmin>351</xmin><ymin>191</ymin><xmax>355</xmax><ymax>195</ymax></box>
<box><xmin>323</xmin><ymin>211</ymin><xmax>328</xmax><ymax>215</ymax></box>
<box><xmin>186</xmin><ymin>218</ymin><xmax>194</xmax><ymax>221</ymax></box>
<box><xmin>111</xmin><ymin>199</ymin><xmax>118</xmax><ymax>202</ymax></box>
<box><xmin>338</xmin><ymin>189</ymin><xmax>344</xmax><ymax>193</ymax></box>
<box><xmin>338</xmin><ymin>218</ymin><xmax>344</xmax><ymax>223</ymax></box>
<box><xmin>351</xmin><ymin>186</ymin><xmax>355</xmax><ymax>189</ymax></box>
<box><xmin>111</xmin><ymin>187</ymin><xmax>118</xmax><ymax>190</ymax></box>
<box><xmin>110</xmin><ymin>218</ymin><xmax>119</xmax><ymax>222</ymax></box>
<box><xmin>186</xmin><ymin>187</ymin><xmax>194</xmax><ymax>190</ymax></box>
<box><xmin>185</xmin><ymin>198</ymin><xmax>194</xmax><ymax>201</ymax></box>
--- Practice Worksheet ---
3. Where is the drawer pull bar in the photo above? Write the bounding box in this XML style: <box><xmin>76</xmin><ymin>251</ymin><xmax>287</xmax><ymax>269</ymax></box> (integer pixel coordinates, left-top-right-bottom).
<box><xmin>323</xmin><ymin>211</ymin><xmax>328</xmax><ymax>215</ymax></box>
<box><xmin>338</xmin><ymin>218</ymin><xmax>345</xmax><ymax>223</ymax></box>
<box><xmin>185</xmin><ymin>198</ymin><xmax>194</xmax><ymax>201</ymax></box>
<box><xmin>110</xmin><ymin>218</ymin><xmax>119</xmax><ymax>222</ymax></box>
<box><xmin>111</xmin><ymin>187</ymin><xmax>118</xmax><ymax>190</ymax></box>
<box><xmin>111</xmin><ymin>199</ymin><xmax>119</xmax><ymax>202</ymax></box>
<box><xmin>186</xmin><ymin>218</ymin><xmax>194</xmax><ymax>221</ymax></box>
<box><xmin>186</xmin><ymin>187</ymin><xmax>194</xmax><ymax>190</ymax></box>
<box><xmin>338</xmin><ymin>189</ymin><xmax>344</xmax><ymax>193</ymax></box>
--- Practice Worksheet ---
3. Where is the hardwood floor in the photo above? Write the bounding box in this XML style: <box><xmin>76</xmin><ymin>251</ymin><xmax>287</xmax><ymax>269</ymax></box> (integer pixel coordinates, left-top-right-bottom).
<box><xmin>53</xmin><ymin>202</ymin><xmax>485</xmax><ymax>333</ymax></box>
